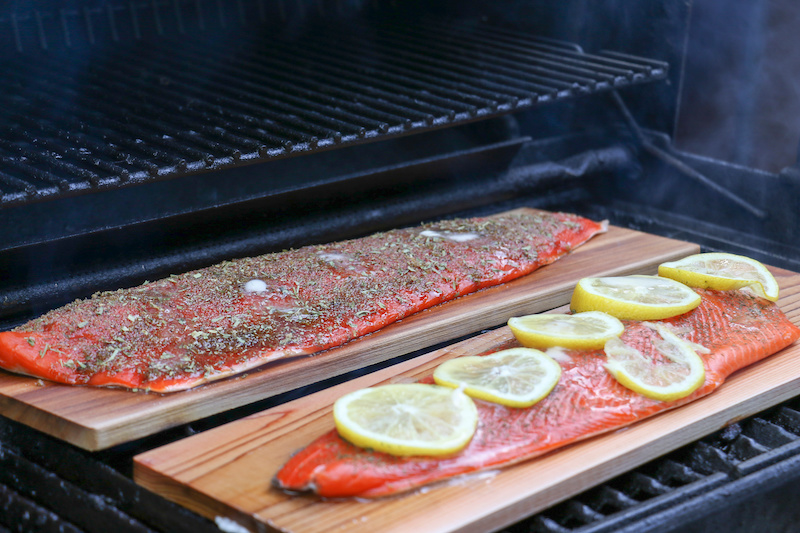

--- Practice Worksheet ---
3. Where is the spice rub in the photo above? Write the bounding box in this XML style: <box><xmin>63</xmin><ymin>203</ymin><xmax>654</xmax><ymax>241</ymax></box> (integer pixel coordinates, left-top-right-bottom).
<box><xmin>0</xmin><ymin>210</ymin><xmax>605</xmax><ymax>392</ymax></box>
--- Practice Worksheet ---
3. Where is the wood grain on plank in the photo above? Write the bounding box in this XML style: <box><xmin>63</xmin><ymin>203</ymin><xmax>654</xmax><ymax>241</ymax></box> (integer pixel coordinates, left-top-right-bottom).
<box><xmin>0</xmin><ymin>218</ymin><xmax>698</xmax><ymax>450</ymax></box>
<box><xmin>133</xmin><ymin>268</ymin><xmax>800</xmax><ymax>533</ymax></box>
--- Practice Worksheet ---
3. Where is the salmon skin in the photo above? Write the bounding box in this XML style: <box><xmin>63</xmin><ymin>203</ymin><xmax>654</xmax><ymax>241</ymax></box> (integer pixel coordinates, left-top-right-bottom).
<box><xmin>0</xmin><ymin>209</ymin><xmax>603</xmax><ymax>392</ymax></box>
<box><xmin>274</xmin><ymin>289</ymin><xmax>800</xmax><ymax>499</ymax></box>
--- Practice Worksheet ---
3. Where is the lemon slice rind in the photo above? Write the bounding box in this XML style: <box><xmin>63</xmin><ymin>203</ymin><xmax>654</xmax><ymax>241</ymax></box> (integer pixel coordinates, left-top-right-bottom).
<box><xmin>433</xmin><ymin>348</ymin><xmax>562</xmax><ymax>408</ymax></box>
<box><xmin>508</xmin><ymin>311</ymin><xmax>625</xmax><ymax>351</ymax></box>
<box><xmin>604</xmin><ymin>323</ymin><xmax>705</xmax><ymax>402</ymax></box>
<box><xmin>333</xmin><ymin>383</ymin><xmax>478</xmax><ymax>457</ymax></box>
<box><xmin>571</xmin><ymin>275</ymin><xmax>702</xmax><ymax>321</ymax></box>
<box><xmin>658</xmin><ymin>252</ymin><xmax>779</xmax><ymax>302</ymax></box>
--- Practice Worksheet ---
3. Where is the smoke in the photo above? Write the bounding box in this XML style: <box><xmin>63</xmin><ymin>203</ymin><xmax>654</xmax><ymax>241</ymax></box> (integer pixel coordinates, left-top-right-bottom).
<box><xmin>674</xmin><ymin>0</ymin><xmax>800</xmax><ymax>173</ymax></box>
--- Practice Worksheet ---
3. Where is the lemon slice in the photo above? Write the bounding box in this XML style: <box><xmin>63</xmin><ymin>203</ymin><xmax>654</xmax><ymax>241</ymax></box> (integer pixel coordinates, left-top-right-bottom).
<box><xmin>508</xmin><ymin>311</ymin><xmax>625</xmax><ymax>350</ymax></box>
<box><xmin>333</xmin><ymin>383</ymin><xmax>478</xmax><ymax>457</ymax></box>
<box><xmin>433</xmin><ymin>348</ymin><xmax>561</xmax><ymax>408</ymax></box>
<box><xmin>658</xmin><ymin>252</ymin><xmax>779</xmax><ymax>302</ymax></box>
<box><xmin>604</xmin><ymin>323</ymin><xmax>705</xmax><ymax>401</ymax></box>
<box><xmin>571</xmin><ymin>275</ymin><xmax>701</xmax><ymax>320</ymax></box>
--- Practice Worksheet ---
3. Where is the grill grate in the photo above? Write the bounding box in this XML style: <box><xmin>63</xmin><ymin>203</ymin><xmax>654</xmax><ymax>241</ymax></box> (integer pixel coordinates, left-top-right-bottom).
<box><xmin>504</xmin><ymin>397</ymin><xmax>800</xmax><ymax>533</ymax></box>
<box><xmin>0</xmin><ymin>15</ymin><xmax>667</xmax><ymax>208</ymax></box>
<box><xmin>3</xmin><ymin>376</ymin><xmax>800</xmax><ymax>532</ymax></box>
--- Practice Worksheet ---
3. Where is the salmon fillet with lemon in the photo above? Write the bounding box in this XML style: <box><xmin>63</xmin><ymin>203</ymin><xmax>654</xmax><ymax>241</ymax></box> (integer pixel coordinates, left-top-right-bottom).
<box><xmin>0</xmin><ymin>210</ymin><xmax>604</xmax><ymax>392</ymax></box>
<box><xmin>274</xmin><ymin>289</ymin><xmax>800</xmax><ymax>498</ymax></box>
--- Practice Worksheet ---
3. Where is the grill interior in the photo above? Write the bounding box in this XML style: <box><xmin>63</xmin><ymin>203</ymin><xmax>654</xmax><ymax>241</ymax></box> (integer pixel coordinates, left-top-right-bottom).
<box><xmin>4</xmin><ymin>370</ymin><xmax>800</xmax><ymax>533</ymax></box>
<box><xmin>0</xmin><ymin>7</ymin><xmax>665</xmax><ymax>208</ymax></box>
<box><xmin>0</xmin><ymin>3</ymin><xmax>674</xmax><ymax>332</ymax></box>
<box><xmin>2</xmin><ymin>1</ymin><xmax>800</xmax><ymax>532</ymax></box>
<box><xmin>513</xmin><ymin>397</ymin><xmax>800</xmax><ymax>533</ymax></box>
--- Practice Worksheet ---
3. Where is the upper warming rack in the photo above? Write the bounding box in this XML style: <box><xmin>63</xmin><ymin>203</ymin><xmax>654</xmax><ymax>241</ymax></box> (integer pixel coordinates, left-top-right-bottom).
<box><xmin>0</xmin><ymin>3</ymin><xmax>668</xmax><ymax>208</ymax></box>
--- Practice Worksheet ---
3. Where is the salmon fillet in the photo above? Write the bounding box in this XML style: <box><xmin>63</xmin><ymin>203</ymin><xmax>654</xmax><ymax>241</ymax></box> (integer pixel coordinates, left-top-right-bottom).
<box><xmin>0</xmin><ymin>210</ymin><xmax>604</xmax><ymax>392</ymax></box>
<box><xmin>273</xmin><ymin>289</ymin><xmax>800</xmax><ymax>498</ymax></box>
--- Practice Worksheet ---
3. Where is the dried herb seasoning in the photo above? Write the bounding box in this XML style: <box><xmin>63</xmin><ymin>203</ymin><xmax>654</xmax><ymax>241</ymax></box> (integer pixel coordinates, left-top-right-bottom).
<box><xmin>1</xmin><ymin>210</ymin><xmax>603</xmax><ymax>392</ymax></box>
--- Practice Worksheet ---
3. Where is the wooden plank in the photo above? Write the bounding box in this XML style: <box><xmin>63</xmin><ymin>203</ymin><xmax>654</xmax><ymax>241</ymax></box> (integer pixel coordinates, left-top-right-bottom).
<box><xmin>133</xmin><ymin>267</ymin><xmax>800</xmax><ymax>533</ymax></box>
<box><xmin>0</xmin><ymin>219</ymin><xmax>698</xmax><ymax>450</ymax></box>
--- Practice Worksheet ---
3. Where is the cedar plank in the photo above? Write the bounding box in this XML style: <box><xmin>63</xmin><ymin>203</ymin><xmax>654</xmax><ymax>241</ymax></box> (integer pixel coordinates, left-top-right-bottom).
<box><xmin>0</xmin><ymin>216</ymin><xmax>697</xmax><ymax>450</ymax></box>
<box><xmin>133</xmin><ymin>269</ymin><xmax>800</xmax><ymax>533</ymax></box>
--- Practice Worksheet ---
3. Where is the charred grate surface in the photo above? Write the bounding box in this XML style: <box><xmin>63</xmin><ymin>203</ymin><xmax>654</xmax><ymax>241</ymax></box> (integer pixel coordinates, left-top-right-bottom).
<box><xmin>502</xmin><ymin>397</ymin><xmax>800</xmax><ymax>533</ymax></box>
<box><xmin>4</xmin><ymin>372</ymin><xmax>800</xmax><ymax>532</ymax></box>
<box><xmin>0</xmin><ymin>415</ymin><xmax>220</xmax><ymax>533</ymax></box>
<box><xmin>0</xmin><ymin>14</ymin><xmax>666</xmax><ymax>208</ymax></box>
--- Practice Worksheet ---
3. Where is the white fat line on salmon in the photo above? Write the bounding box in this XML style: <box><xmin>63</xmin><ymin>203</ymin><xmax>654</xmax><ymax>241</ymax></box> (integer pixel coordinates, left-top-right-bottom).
<box><xmin>416</xmin><ymin>469</ymin><xmax>502</xmax><ymax>496</ymax></box>
<box><xmin>545</xmin><ymin>346</ymin><xmax>572</xmax><ymax>363</ymax></box>
<box><xmin>646</xmin><ymin>321</ymin><xmax>710</xmax><ymax>354</ymax></box>
<box><xmin>419</xmin><ymin>229</ymin><xmax>481</xmax><ymax>242</ymax></box>
<box><xmin>317</xmin><ymin>252</ymin><xmax>352</xmax><ymax>262</ymax></box>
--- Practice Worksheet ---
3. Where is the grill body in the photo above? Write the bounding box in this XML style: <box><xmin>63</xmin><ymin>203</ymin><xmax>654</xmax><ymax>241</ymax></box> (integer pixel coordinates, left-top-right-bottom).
<box><xmin>1</xmin><ymin>1</ymin><xmax>799</xmax><ymax>532</ymax></box>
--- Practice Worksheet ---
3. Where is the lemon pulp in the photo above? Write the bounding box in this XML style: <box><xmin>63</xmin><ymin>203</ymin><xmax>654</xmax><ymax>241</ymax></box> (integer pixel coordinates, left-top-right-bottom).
<box><xmin>333</xmin><ymin>383</ymin><xmax>478</xmax><ymax>456</ymax></box>
<box><xmin>508</xmin><ymin>311</ymin><xmax>624</xmax><ymax>350</ymax></box>
<box><xmin>604</xmin><ymin>323</ymin><xmax>705</xmax><ymax>401</ymax></box>
<box><xmin>571</xmin><ymin>275</ymin><xmax>701</xmax><ymax>320</ymax></box>
<box><xmin>658</xmin><ymin>252</ymin><xmax>779</xmax><ymax>302</ymax></box>
<box><xmin>433</xmin><ymin>348</ymin><xmax>561</xmax><ymax>408</ymax></box>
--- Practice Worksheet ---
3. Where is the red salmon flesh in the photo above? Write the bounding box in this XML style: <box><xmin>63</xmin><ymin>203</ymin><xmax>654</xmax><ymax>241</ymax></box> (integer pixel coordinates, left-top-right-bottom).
<box><xmin>0</xmin><ymin>210</ymin><xmax>603</xmax><ymax>392</ymax></box>
<box><xmin>273</xmin><ymin>289</ymin><xmax>800</xmax><ymax>498</ymax></box>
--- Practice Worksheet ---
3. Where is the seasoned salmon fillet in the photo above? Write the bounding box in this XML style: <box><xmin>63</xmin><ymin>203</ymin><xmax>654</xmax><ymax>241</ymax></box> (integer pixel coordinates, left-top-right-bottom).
<box><xmin>274</xmin><ymin>289</ymin><xmax>800</xmax><ymax>498</ymax></box>
<box><xmin>0</xmin><ymin>209</ymin><xmax>604</xmax><ymax>392</ymax></box>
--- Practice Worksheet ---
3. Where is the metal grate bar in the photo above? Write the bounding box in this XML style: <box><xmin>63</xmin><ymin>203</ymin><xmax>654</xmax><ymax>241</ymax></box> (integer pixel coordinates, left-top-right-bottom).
<box><xmin>0</xmin><ymin>482</ymin><xmax>81</xmax><ymax>533</ymax></box>
<box><xmin>6</xmin><ymin>81</ymin><xmax>193</xmax><ymax>171</ymax></box>
<box><xmin>229</xmin><ymin>40</ymin><xmax>450</xmax><ymax>124</ymax></box>
<box><xmin>650</xmin><ymin>458</ymin><xmax>704</xmax><ymax>485</ymax></box>
<box><xmin>2</xmin><ymin>121</ymin><xmax>133</xmax><ymax>186</ymax></box>
<box><xmin>0</xmin><ymin>17</ymin><xmax>667</xmax><ymax>207</ymax></box>
<box><xmin>411</xmin><ymin>22</ymin><xmax>636</xmax><ymax>84</ymax></box>
<box><xmin>588</xmin><ymin>486</ymin><xmax>640</xmax><ymax>514</ymax></box>
<box><xmin>468</xmin><ymin>24</ymin><xmax>665</xmax><ymax>77</ymax></box>
<box><xmin>558</xmin><ymin>500</ymin><xmax>606</xmax><ymax>528</ymax></box>
<box><xmin>8</xmin><ymin>60</ymin><xmax>242</xmax><ymax>171</ymax></box>
<box><xmin>0</xmin><ymin>130</ymin><xmax>102</xmax><ymax>185</ymax></box>
<box><xmin>312</xmin><ymin>26</ymin><xmax>550</xmax><ymax>106</ymax></box>
<box><xmin>595</xmin><ymin>50</ymin><xmax>671</xmax><ymax>73</ymax></box>
<box><xmin>246</xmin><ymin>37</ymin><xmax>485</xmax><ymax>118</ymax></box>
<box><xmin>37</xmin><ymin>58</ymin><xmax>264</xmax><ymax>159</ymax></box>
<box><xmin>392</xmin><ymin>22</ymin><xmax>610</xmax><ymax>92</ymax></box>
<box><xmin>94</xmin><ymin>41</ymin><xmax>389</xmax><ymax>149</ymax></box>
<box><xmin>508</xmin><ymin>400</ymin><xmax>800</xmax><ymax>532</ymax></box>
<box><xmin>0</xmin><ymin>446</ymin><xmax>150</xmax><ymax>531</ymax></box>
<box><xmin>296</xmin><ymin>33</ymin><xmax>522</xmax><ymax>112</ymax></box>
<box><xmin>244</xmin><ymin>56</ymin><xmax>443</xmax><ymax>125</ymax></box>
<box><xmin>0</xmin><ymin>169</ymin><xmax>39</xmax><ymax>196</ymax></box>
<box><xmin>0</xmin><ymin>144</ymin><xmax>76</xmax><ymax>191</ymax></box>
<box><xmin>161</xmin><ymin>38</ymin><xmax>442</xmax><ymax>132</ymax></box>
<box><xmin>50</xmin><ymin>58</ymin><xmax>286</xmax><ymax>158</ymax></box>
<box><xmin>0</xmin><ymin>107</ymin><xmax>155</xmax><ymax>183</ymax></box>
<box><xmin>117</xmin><ymin>43</ymin><xmax>404</xmax><ymax>140</ymax></box>
<box><xmin>364</xmin><ymin>25</ymin><xmax>584</xmax><ymax>96</ymax></box>
<box><xmin>771</xmin><ymin>405</ymin><xmax>800</xmax><ymax>433</ymax></box>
